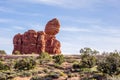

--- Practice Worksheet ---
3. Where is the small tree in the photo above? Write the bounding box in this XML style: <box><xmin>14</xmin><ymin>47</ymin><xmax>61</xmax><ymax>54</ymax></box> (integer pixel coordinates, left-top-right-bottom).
<box><xmin>80</xmin><ymin>47</ymin><xmax>99</xmax><ymax>55</ymax></box>
<box><xmin>97</xmin><ymin>51</ymin><xmax>120</xmax><ymax>76</ymax></box>
<box><xmin>81</xmin><ymin>53</ymin><xmax>96</xmax><ymax>68</ymax></box>
<box><xmin>80</xmin><ymin>47</ymin><xmax>97</xmax><ymax>68</ymax></box>
<box><xmin>53</xmin><ymin>54</ymin><xmax>64</xmax><ymax>65</ymax></box>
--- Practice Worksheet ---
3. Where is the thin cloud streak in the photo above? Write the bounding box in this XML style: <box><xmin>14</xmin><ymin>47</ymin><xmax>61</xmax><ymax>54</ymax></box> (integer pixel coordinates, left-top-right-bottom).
<box><xmin>10</xmin><ymin>0</ymin><xmax>120</xmax><ymax>9</ymax></box>
<box><xmin>61</xmin><ymin>25</ymin><xmax>120</xmax><ymax>35</ymax></box>
<box><xmin>61</xmin><ymin>27</ymin><xmax>92</xmax><ymax>32</ymax></box>
<box><xmin>12</xmin><ymin>26</ymin><xmax>26</xmax><ymax>30</ymax></box>
<box><xmin>0</xmin><ymin>6</ymin><xmax>43</xmax><ymax>17</ymax></box>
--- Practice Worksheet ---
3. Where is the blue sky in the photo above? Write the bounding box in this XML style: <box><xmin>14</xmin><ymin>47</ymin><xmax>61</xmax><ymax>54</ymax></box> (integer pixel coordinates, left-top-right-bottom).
<box><xmin>0</xmin><ymin>0</ymin><xmax>120</xmax><ymax>54</ymax></box>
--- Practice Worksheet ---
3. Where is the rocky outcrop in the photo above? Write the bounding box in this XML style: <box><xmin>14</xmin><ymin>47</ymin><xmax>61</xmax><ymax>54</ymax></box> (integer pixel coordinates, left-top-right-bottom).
<box><xmin>37</xmin><ymin>31</ymin><xmax>45</xmax><ymax>54</ymax></box>
<box><xmin>45</xmin><ymin>35</ymin><xmax>61</xmax><ymax>54</ymax></box>
<box><xmin>22</xmin><ymin>30</ymin><xmax>37</xmax><ymax>54</ymax></box>
<box><xmin>13</xmin><ymin>33</ymin><xmax>22</xmax><ymax>54</ymax></box>
<box><xmin>13</xmin><ymin>18</ymin><xmax>61</xmax><ymax>54</ymax></box>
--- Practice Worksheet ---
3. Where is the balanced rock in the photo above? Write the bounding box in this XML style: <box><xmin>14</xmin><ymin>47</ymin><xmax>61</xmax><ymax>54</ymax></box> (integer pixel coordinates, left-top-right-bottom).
<box><xmin>13</xmin><ymin>18</ymin><xmax>61</xmax><ymax>55</ymax></box>
<box><xmin>45</xmin><ymin>18</ymin><xmax>60</xmax><ymax>35</ymax></box>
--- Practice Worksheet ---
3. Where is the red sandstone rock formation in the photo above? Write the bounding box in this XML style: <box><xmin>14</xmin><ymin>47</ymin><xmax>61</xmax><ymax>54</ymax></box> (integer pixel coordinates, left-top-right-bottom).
<box><xmin>13</xmin><ymin>33</ymin><xmax>22</xmax><ymax>54</ymax></box>
<box><xmin>37</xmin><ymin>31</ymin><xmax>45</xmax><ymax>53</ymax></box>
<box><xmin>13</xmin><ymin>18</ymin><xmax>61</xmax><ymax>54</ymax></box>
<box><xmin>45</xmin><ymin>35</ymin><xmax>61</xmax><ymax>54</ymax></box>
<box><xmin>45</xmin><ymin>18</ymin><xmax>60</xmax><ymax>35</ymax></box>
<box><xmin>22</xmin><ymin>30</ymin><xmax>37</xmax><ymax>54</ymax></box>
<box><xmin>44</xmin><ymin>18</ymin><xmax>61</xmax><ymax>54</ymax></box>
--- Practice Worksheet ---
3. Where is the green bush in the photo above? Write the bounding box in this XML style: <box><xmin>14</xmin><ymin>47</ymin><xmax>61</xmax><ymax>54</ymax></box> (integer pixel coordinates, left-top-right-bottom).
<box><xmin>0</xmin><ymin>71</ymin><xmax>17</xmax><ymax>80</ymax></box>
<box><xmin>81</xmin><ymin>54</ymin><xmax>97</xmax><ymax>68</ymax></box>
<box><xmin>0</xmin><ymin>61</ymin><xmax>10</xmax><ymax>70</ymax></box>
<box><xmin>30</xmin><ymin>70</ymin><xmax>38</xmax><ymax>76</ymax></box>
<box><xmin>19</xmin><ymin>71</ymin><xmax>32</xmax><ymax>77</ymax></box>
<box><xmin>53</xmin><ymin>63</ymin><xmax>61</xmax><ymax>68</ymax></box>
<box><xmin>38</xmin><ymin>52</ymin><xmax>52</xmax><ymax>64</ymax></box>
<box><xmin>68</xmin><ymin>73</ymin><xmax>77</xmax><ymax>78</ymax></box>
<box><xmin>73</xmin><ymin>63</ymin><xmax>81</xmax><ymax>69</ymax></box>
<box><xmin>53</xmin><ymin>54</ymin><xmax>64</xmax><ymax>65</ymax></box>
<box><xmin>2</xmin><ymin>71</ymin><xmax>18</xmax><ymax>79</ymax></box>
<box><xmin>97</xmin><ymin>52</ymin><xmax>120</xmax><ymax>76</ymax></box>
<box><xmin>38</xmin><ymin>52</ymin><xmax>51</xmax><ymax>60</ymax></box>
<box><xmin>47</xmin><ymin>72</ymin><xmax>60</xmax><ymax>79</ymax></box>
<box><xmin>14</xmin><ymin>57</ymin><xmax>36</xmax><ymax>70</ymax></box>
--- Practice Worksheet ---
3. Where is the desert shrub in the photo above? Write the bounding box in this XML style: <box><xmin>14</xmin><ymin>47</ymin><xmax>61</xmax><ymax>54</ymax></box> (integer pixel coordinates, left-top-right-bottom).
<box><xmin>81</xmin><ymin>54</ymin><xmax>97</xmax><ymax>68</ymax></box>
<box><xmin>58</xmin><ymin>71</ymin><xmax>66</xmax><ymax>77</ymax></box>
<box><xmin>68</xmin><ymin>73</ymin><xmax>77</xmax><ymax>78</ymax></box>
<box><xmin>43</xmin><ymin>69</ymin><xmax>49</xmax><ymax>73</ymax></box>
<box><xmin>107</xmin><ymin>75</ymin><xmax>120</xmax><ymax>80</ymax></box>
<box><xmin>30</xmin><ymin>70</ymin><xmax>38</xmax><ymax>76</ymax></box>
<box><xmin>72</xmin><ymin>62</ymin><xmax>84</xmax><ymax>72</ymax></box>
<box><xmin>13</xmin><ymin>50</ymin><xmax>21</xmax><ymax>55</ymax></box>
<box><xmin>53</xmin><ymin>63</ymin><xmax>61</xmax><ymax>68</ymax></box>
<box><xmin>30</xmin><ymin>75</ymin><xmax>43</xmax><ymax>80</ymax></box>
<box><xmin>53</xmin><ymin>54</ymin><xmax>64</xmax><ymax>65</ymax></box>
<box><xmin>73</xmin><ymin>62</ymin><xmax>81</xmax><ymax>69</ymax></box>
<box><xmin>2</xmin><ymin>71</ymin><xmax>18</xmax><ymax>79</ymax></box>
<box><xmin>19</xmin><ymin>71</ymin><xmax>32</xmax><ymax>77</ymax></box>
<box><xmin>47</xmin><ymin>72</ymin><xmax>60</xmax><ymax>79</ymax></box>
<box><xmin>0</xmin><ymin>73</ymin><xmax>7</xmax><ymax>80</ymax></box>
<box><xmin>0</xmin><ymin>71</ymin><xmax>17</xmax><ymax>80</ymax></box>
<box><xmin>38</xmin><ymin>52</ymin><xmax>52</xmax><ymax>64</ymax></box>
<box><xmin>0</xmin><ymin>61</ymin><xmax>10</xmax><ymax>70</ymax></box>
<box><xmin>0</xmin><ymin>50</ymin><xmax>6</xmax><ymax>55</ymax></box>
<box><xmin>97</xmin><ymin>52</ymin><xmax>120</xmax><ymax>76</ymax></box>
<box><xmin>38</xmin><ymin>52</ymin><xmax>51</xmax><ymax>60</ymax></box>
<box><xmin>14</xmin><ymin>57</ymin><xmax>36</xmax><ymax>70</ymax></box>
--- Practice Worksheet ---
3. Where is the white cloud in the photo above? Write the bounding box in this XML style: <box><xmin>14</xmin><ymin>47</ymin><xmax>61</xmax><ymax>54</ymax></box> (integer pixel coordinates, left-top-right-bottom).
<box><xmin>61</xmin><ymin>26</ymin><xmax>92</xmax><ymax>32</ymax></box>
<box><xmin>89</xmin><ymin>25</ymin><xmax>120</xmax><ymax>36</ymax></box>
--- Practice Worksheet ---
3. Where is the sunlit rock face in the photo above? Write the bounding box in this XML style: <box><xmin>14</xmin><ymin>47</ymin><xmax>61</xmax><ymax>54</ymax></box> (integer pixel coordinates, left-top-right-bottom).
<box><xmin>45</xmin><ymin>18</ymin><xmax>60</xmax><ymax>35</ymax></box>
<box><xmin>13</xmin><ymin>18</ymin><xmax>61</xmax><ymax>54</ymax></box>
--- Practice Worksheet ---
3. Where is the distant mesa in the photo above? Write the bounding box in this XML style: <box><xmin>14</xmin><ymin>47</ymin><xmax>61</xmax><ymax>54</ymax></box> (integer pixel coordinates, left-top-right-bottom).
<box><xmin>13</xmin><ymin>18</ymin><xmax>61</xmax><ymax>55</ymax></box>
